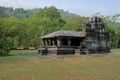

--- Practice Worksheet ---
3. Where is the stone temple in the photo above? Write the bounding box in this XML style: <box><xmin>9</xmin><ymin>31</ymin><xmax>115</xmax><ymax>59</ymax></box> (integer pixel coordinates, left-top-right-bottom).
<box><xmin>38</xmin><ymin>17</ymin><xmax>110</xmax><ymax>55</ymax></box>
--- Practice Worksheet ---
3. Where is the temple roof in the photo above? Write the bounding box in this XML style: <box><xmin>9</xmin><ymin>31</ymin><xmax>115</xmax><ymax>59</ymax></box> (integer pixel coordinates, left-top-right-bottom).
<box><xmin>41</xmin><ymin>30</ymin><xmax>86</xmax><ymax>39</ymax></box>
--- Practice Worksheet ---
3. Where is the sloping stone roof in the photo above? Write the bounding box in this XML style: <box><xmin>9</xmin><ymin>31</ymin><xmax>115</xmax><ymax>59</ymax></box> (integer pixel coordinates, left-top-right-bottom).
<box><xmin>41</xmin><ymin>30</ymin><xmax>86</xmax><ymax>39</ymax></box>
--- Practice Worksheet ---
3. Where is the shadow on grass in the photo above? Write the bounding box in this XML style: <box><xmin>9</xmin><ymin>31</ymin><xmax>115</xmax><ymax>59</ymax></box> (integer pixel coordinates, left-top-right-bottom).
<box><xmin>0</xmin><ymin>50</ymin><xmax>38</xmax><ymax>58</ymax></box>
<box><xmin>0</xmin><ymin>53</ymin><xmax>15</xmax><ymax>57</ymax></box>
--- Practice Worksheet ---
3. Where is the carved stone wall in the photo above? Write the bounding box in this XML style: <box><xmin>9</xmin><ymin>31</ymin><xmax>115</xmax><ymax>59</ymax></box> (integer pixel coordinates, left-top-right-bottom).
<box><xmin>81</xmin><ymin>17</ymin><xmax>110</xmax><ymax>53</ymax></box>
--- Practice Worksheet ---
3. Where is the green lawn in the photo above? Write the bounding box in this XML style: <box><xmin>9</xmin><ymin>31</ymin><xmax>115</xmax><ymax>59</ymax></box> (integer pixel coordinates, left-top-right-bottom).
<box><xmin>0</xmin><ymin>50</ymin><xmax>120</xmax><ymax>80</ymax></box>
<box><xmin>111</xmin><ymin>48</ymin><xmax>120</xmax><ymax>52</ymax></box>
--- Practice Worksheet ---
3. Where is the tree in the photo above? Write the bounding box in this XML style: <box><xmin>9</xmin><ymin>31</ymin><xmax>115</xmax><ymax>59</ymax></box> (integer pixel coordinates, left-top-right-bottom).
<box><xmin>34</xmin><ymin>6</ymin><xmax>65</xmax><ymax>33</ymax></box>
<box><xmin>0</xmin><ymin>22</ymin><xmax>11</xmax><ymax>55</ymax></box>
<box><xmin>103</xmin><ymin>14</ymin><xmax>120</xmax><ymax>48</ymax></box>
<box><xmin>65</xmin><ymin>17</ymin><xmax>89</xmax><ymax>31</ymax></box>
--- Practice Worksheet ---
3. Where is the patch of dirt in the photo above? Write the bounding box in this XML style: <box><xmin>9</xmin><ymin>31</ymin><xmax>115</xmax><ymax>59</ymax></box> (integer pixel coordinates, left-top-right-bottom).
<box><xmin>37</xmin><ymin>53</ymin><xmax>110</xmax><ymax>59</ymax></box>
<box><xmin>37</xmin><ymin>54</ymin><xmax>77</xmax><ymax>59</ymax></box>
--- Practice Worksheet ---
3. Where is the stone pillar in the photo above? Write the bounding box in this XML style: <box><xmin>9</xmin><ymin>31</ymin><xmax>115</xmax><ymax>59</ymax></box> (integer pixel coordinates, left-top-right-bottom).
<box><xmin>43</xmin><ymin>39</ymin><xmax>46</xmax><ymax>47</ymax></box>
<box><xmin>52</xmin><ymin>40</ymin><xmax>55</xmax><ymax>46</ymax></box>
<box><xmin>57</xmin><ymin>39</ymin><xmax>61</xmax><ymax>47</ymax></box>
<box><xmin>68</xmin><ymin>39</ymin><xmax>71</xmax><ymax>46</ymax></box>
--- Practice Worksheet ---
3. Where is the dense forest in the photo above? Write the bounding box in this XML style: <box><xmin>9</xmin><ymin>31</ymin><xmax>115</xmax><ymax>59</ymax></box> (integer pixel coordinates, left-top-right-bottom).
<box><xmin>0</xmin><ymin>6</ymin><xmax>120</xmax><ymax>55</ymax></box>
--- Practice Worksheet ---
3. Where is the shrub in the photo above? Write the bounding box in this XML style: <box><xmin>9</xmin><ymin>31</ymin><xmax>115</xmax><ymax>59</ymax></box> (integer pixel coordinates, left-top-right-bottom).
<box><xmin>0</xmin><ymin>38</ymin><xmax>10</xmax><ymax>56</ymax></box>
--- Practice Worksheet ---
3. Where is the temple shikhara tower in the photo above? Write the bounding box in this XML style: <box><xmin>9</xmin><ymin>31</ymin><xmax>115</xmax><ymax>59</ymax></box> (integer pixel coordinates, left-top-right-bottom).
<box><xmin>38</xmin><ymin>17</ymin><xmax>110</xmax><ymax>55</ymax></box>
<box><xmin>81</xmin><ymin>17</ymin><xmax>110</xmax><ymax>53</ymax></box>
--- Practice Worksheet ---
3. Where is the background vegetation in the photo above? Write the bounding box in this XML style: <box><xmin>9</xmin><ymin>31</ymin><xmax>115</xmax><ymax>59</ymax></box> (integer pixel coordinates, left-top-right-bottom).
<box><xmin>0</xmin><ymin>6</ymin><xmax>120</xmax><ymax>55</ymax></box>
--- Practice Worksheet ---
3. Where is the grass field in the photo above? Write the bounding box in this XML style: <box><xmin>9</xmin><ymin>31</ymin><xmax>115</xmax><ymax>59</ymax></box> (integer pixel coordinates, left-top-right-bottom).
<box><xmin>0</xmin><ymin>50</ymin><xmax>120</xmax><ymax>80</ymax></box>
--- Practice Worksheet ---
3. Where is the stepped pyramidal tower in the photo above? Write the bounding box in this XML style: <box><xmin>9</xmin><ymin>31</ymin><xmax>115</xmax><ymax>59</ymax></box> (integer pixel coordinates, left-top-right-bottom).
<box><xmin>81</xmin><ymin>17</ymin><xmax>110</xmax><ymax>53</ymax></box>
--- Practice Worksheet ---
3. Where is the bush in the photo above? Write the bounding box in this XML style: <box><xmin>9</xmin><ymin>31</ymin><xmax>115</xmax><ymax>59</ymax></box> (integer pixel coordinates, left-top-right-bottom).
<box><xmin>0</xmin><ymin>38</ymin><xmax>10</xmax><ymax>55</ymax></box>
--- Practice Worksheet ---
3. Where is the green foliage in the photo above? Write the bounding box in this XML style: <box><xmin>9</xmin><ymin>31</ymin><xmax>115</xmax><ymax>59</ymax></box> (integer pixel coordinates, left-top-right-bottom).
<box><xmin>64</xmin><ymin>17</ymin><xmax>89</xmax><ymax>31</ymax></box>
<box><xmin>0</xmin><ymin>6</ymin><xmax>35</xmax><ymax>19</ymax></box>
<box><xmin>34</xmin><ymin>6</ymin><xmax>65</xmax><ymax>33</ymax></box>
<box><xmin>0</xmin><ymin>6</ymin><xmax>66</xmax><ymax>53</ymax></box>
<box><xmin>103</xmin><ymin>14</ymin><xmax>120</xmax><ymax>48</ymax></box>
<box><xmin>0</xmin><ymin>26</ymin><xmax>11</xmax><ymax>55</ymax></box>
<box><xmin>0</xmin><ymin>38</ymin><xmax>9</xmax><ymax>55</ymax></box>
<box><xmin>0</xmin><ymin>6</ymin><xmax>13</xmax><ymax>18</ymax></box>
<box><xmin>35</xmin><ymin>6</ymin><xmax>61</xmax><ymax>19</ymax></box>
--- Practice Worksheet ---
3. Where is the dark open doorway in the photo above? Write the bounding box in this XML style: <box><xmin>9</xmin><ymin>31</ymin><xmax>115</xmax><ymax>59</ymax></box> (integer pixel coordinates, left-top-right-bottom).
<box><xmin>61</xmin><ymin>38</ymin><xmax>68</xmax><ymax>46</ymax></box>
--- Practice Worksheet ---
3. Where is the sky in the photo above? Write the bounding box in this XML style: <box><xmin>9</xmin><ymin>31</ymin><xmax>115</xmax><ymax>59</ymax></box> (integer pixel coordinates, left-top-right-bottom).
<box><xmin>0</xmin><ymin>0</ymin><xmax>120</xmax><ymax>16</ymax></box>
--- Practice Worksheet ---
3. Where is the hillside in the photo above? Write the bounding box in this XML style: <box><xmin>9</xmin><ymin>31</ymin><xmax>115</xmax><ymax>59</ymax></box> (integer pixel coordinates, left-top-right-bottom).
<box><xmin>0</xmin><ymin>6</ymin><xmax>79</xmax><ymax>19</ymax></box>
